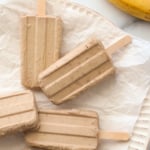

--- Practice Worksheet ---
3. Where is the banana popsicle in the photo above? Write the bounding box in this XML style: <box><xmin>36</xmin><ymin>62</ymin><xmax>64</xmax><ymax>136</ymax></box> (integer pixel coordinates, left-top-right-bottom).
<box><xmin>25</xmin><ymin>109</ymin><xmax>130</xmax><ymax>150</ymax></box>
<box><xmin>0</xmin><ymin>90</ymin><xmax>37</xmax><ymax>136</ymax></box>
<box><xmin>39</xmin><ymin>36</ymin><xmax>131</xmax><ymax>104</ymax></box>
<box><xmin>21</xmin><ymin>0</ymin><xmax>62</xmax><ymax>88</ymax></box>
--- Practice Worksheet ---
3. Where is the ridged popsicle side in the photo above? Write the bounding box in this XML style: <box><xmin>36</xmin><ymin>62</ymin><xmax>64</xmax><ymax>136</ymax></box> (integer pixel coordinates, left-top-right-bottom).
<box><xmin>21</xmin><ymin>16</ymin><xmax>62</xmax><ymax>88</ymax></box>
<box><xmin>0</xmin><ymin>90</ymin><xmax>38</xmax><ymax>136</ymax></box>
<box><xmin>25</xmin><ymin>109</ymin><xmax>99</xmax><ymax>150</ymax></box>
<box><xmin>39</xmin><ymin>38</ymin><xmax>115</xmax><ymax>104</ymax></box>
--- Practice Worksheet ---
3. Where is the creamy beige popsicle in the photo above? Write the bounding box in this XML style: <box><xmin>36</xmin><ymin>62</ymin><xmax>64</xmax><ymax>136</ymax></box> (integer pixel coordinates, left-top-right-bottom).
<box><xmin>0</xmin><ymin>90</ymin><xmax>38</xmax><ymax>136</ymax></box>
<box><xmin>39</xmin><ymin>36</ymin><xmax>131</xmax><ymax>104</ymax></box>
<box><xmin>21</xmin><ymin>0</ymin><xmax>62</xmax><ymax>88</ymax></box>
<box><xmin>25</xmin><ymin>109</ymin><xmax>130</xmax><ymax>150</ymax></box>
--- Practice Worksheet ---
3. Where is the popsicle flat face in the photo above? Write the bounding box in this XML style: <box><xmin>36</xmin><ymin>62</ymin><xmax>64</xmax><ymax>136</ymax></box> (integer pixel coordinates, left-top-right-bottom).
<box><xmin>25</xmin><ymin>109</ymin><xmax>99</xmax><ymax>150</ymax></box>
<box><xmin>39</xmin><ymin>38</ymin><xmax>115</xmax><ymax>104</ymax></box>
<box><xmin>0</xmin><ymin>90</ymin><xmax>38</xmax><ymax>136</ymax></box>
<box><xmin>21</xmin><ymin>16</ymin><xmax>62</xmax><ymax>88</ymax></box>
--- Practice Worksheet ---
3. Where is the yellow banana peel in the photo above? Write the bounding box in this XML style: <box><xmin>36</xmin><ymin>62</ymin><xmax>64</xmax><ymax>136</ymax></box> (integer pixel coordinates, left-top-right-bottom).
<box><xmin>109</xmin><ymin>0</ymin><xmax>150</xmax><ymax>21</ymax></box>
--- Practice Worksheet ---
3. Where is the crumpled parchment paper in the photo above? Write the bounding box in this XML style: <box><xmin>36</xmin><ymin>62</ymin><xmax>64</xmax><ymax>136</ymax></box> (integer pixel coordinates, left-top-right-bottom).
<box><xmin>0</xmin><ymin>0</ymin><xmax>150</xmax><ymax>150</ymax></box>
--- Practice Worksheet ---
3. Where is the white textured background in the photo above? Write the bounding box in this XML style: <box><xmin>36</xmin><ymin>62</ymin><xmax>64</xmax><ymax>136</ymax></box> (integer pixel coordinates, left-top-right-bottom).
<box><xmin>73</xmin><ymin>0</ymin><xmax>150</xmax><ymax>41</ymax></box>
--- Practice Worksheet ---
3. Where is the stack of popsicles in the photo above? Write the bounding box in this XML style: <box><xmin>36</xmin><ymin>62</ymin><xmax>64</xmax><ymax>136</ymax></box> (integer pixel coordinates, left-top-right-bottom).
<box><xmin>0</xmin><ymin>92</ymin><xmax>130</xmax><ymax>150</ymax></box>
<box><xmin>21</xmin><ymin>0</ymin><xmax>131</xmax><ymax>104</ymax></box>
<box><xmin>0</xmin><ymin>0</ymin><xmax>133</xmax><ymax>149</ymax></box>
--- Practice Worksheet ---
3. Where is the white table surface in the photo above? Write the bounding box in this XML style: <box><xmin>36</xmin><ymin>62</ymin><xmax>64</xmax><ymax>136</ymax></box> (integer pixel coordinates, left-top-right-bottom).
<box><xmin>73</xmin><ymin>0</ymin><xmax>150</xmax><ymax>42</ymax></box>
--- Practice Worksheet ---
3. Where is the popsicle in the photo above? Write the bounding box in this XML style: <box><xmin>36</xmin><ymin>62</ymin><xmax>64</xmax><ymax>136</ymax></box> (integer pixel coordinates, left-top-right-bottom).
<box><xmin>21</xmin><ymin>0</ymin><xmax>62</xmax><ymax>88</ymax></box>
<box><xmin>39</xmin><ymin>36</ymin><xmax>131</xmax><ymax>104</ymax></box>
<box><xmin>0</xmin><ymin>90</ymin><xmax>38</xmax><ymax>136</ymax></box>
<box><xmin>25</xmin><ymin>109</ymin><xmax>130</xmax><ymax>150</ymax></box>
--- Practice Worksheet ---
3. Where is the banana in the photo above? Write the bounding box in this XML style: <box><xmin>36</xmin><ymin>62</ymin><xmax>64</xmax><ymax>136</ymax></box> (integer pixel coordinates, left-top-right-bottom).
<box><xmin>109</xmin><ymin>0</ymin><xmax>150</xmax><ymax>21</ymax></box>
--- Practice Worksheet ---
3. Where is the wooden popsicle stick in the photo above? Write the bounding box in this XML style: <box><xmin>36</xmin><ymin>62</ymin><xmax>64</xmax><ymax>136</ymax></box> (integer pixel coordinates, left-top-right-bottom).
<box><xmin>37</xmin><ymin>0</ymin><xmax>46</xmax><ymax>16</ymax></box>
<box><xmin>99</xmin><ymin>130</ymin><xmax>130</xmax><ymax>141</ymax></box>
<box><xmin>106</xmin><ymin>35</ymin><xmax>132</xmax><ymax>57</ymax></box>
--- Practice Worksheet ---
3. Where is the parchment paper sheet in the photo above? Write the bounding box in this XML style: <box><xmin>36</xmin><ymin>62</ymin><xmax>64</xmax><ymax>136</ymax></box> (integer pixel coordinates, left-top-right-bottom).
<box><xmin>0</xmin><ymin>0</ymin><xmax>150</xmax><ymax>149</ymax></box>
